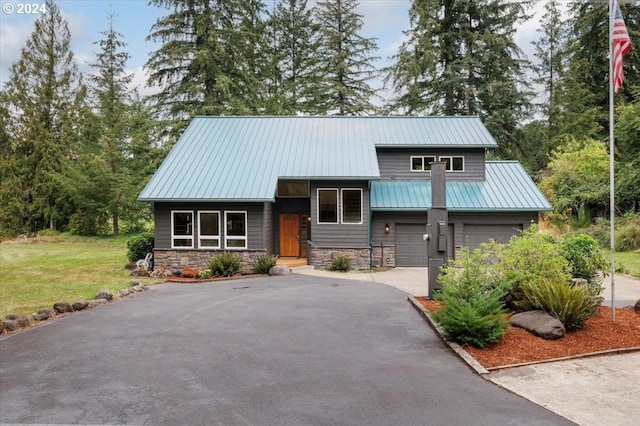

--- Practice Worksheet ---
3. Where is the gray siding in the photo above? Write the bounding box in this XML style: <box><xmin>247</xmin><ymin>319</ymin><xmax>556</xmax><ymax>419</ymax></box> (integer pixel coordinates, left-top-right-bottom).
<box><xmin>154</xmin><ymin>202</ymin><xmax>266</xmax><ymax>250</ymax></box>
<box><xmin>376</xmin><ymin>148</ymin><xmax>485</xmax><ymax>181</ymax></box>
<box><xmin>450</xmin><ymin>212</ymin><xmax>537</xmax><ymax>250</ymax></box>
<box><xmin>263</xmin><ymin>202</ymin><xmax>274</xmax><ymax>254</ymax></box>
<box><xmin>310</xmin><ymin>181</ymin><xmax>369</xmax><ymax>248</ymax></box>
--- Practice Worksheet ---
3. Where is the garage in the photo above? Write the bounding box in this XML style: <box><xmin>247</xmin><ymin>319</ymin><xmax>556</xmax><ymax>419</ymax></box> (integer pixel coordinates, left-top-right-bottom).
<box><xmin>462</xmin><ymin>224</ymin><xmax>523</xmax><ymax>251</ymax></box>
<box><xmin>395</xmin><ymin>224</ymin><xmax>427</xmax><ymax>266</ymax></box>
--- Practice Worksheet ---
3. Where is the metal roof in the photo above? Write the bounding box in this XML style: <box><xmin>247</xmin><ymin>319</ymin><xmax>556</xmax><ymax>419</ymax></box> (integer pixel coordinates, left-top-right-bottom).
<box><xmin>370</xmin><ymin>161</ymin><xmax>552</xmax><ymax>212</ymax></box>
<box><xmin>138</xmin><ymin>116</ymin><xmax>500</xmax><ymax>202</ymax></box>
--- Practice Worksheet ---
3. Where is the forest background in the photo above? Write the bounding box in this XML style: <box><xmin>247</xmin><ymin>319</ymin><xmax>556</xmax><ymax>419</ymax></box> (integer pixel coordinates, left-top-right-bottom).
<box><xmin>0</xmin><ymin>0</ymin><xmax>638</xmax><ymax>245</ymax></box>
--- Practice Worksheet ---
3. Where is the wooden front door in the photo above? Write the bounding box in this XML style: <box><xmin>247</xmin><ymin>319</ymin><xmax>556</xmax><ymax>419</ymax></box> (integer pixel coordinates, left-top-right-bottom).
<box><xmin>280</xmin><ymin>214</ymin><xmax>300</xmax><ymax>257</ymax></box>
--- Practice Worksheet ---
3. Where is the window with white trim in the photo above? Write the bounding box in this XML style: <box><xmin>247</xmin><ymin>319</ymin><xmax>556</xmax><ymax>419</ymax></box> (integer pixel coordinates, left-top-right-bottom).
<box><xmin>439</xmin><ymin>156</ymin><xmax>464</xmax><ymax>171</ymax></box>
<box><xmin>198</xmin><ymin>211</ymin><xmax>220</xmax><ymax>248</ymax></box>
<box><xmin>410</xmin><ymin>155</ymin><xmax>436</xmax><ymax>172</ymax></box>
<box><xmin>225</xmin><ymin>211</ymin><xmax>247</xmax><ymax>249</ymax></box>
<box><xmin>317</xmin><ymin>189</ymin><xmax>338</xmax><ymax>223</ymax></box>
<box><xmin>341</xmin><ymin>189</ymin><xmax>363</xmax><ymax>224</ymax></box>
<box><xmin>171</xmin><ymin>211</ymin><xmax>193</xmax><ymax>248</ymax></box>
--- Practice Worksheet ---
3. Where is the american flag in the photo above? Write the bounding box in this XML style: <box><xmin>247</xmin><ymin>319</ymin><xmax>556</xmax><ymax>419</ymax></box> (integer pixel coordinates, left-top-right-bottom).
<box><xmin>613</xmin><ymin>0</ymin><xmax>632</xmax><ymax>94</ymax></box>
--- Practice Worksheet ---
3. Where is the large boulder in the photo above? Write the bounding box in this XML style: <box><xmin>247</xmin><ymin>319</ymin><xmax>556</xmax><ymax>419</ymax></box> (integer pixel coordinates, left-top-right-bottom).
<box><xmin>510</xmin><ymin>310</ymin><xmax>566</xmax><ymax>340</ymax></box>
<box><xmin>72</xmin><ymin>301</ymin><xmax>89</xmax><ymax>311</ymax></box>
<box><xmin>634</xmin><ymin>299</ymin><xmax>640</xmax><ymax>314</ymax></box>
<box><xmin>95</xmin><ymin>290</ymin><xmax>113</xmax><ymax>301</ymax></box>
<box><xmin>37</xmin><ymin>308</ymin><xmax>55</xmax><ymax>320</ymax></box>
<box><xmin>268</xmin><ymin>265</ymin><xmax>291</xmax><ymax>276</ymax></box>
<box><xmin>2</xmin><ymin>319</ymin><xmax>18</xmax><ymax>332</ymax></box>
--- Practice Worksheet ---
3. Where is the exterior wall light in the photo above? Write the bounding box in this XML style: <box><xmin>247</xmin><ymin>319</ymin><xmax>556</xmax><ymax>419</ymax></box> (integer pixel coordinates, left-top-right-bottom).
<box><xmin>384</xmin><ymin>223</ymin><xmax>390</xmax><ymax>234</ymax></box>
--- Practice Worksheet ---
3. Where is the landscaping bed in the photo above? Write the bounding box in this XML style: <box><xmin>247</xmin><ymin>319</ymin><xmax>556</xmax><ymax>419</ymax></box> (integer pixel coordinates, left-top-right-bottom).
<box><xmin>416</xmin><ymin>298</ymin><xmax>640</xmax><ymax>369</ymax></box>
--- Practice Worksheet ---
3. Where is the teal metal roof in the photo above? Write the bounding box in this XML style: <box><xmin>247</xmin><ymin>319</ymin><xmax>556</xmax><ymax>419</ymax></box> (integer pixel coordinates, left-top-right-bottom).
<box><xmin>139</xmin><ymin>116</ymin><xmax>499</xmax><ymax>202</ymax></box>
<box><xmin>370</xmin><ymin>161</ymin><xmax>552</xmax><ymax>212</ymax></box>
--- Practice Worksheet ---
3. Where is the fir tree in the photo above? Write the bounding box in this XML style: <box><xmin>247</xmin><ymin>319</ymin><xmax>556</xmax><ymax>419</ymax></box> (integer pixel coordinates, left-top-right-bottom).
<box><xmin>146</xmin><ymin>0</ymin><xmax>270</xmax><ymax>129</ymax></box>
<box><xmin>266</xmin><ymin>0</ymin><xmax>324</xmax><ymax>114</ymax></box>
<box><xmin>0</xmin><ymin>0</ymin><xmax>86</xmax><ymax>233</ymax></box>
<box><xmin>314</xmin><ymin>0</ymin><xmax>380</xmax><ymax>115</ymax></box>
<box><xmin>386</xmin><ymin>0</ymin><xmax>531</xmax><ymax>156</ymax></box>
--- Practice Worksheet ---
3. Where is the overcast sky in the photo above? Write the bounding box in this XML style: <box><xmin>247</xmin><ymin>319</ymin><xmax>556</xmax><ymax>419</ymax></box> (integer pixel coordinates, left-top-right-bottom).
<box><xmin>0</xmin><ymin>0</ymin><xmax>563</xmax><ymax>100</ymax></box>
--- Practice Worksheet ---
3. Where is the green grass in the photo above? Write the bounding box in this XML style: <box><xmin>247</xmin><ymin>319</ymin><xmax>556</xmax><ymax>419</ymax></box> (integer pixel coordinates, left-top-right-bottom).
<box><xmin>0</xmin><ymin>234</ymin><xmax>163</xmax><ymax>318</ymax></box>
<box><xmin>616</xmin><ymin>250</ymin><xmax>640</xmax><ymax>279</ymax></box>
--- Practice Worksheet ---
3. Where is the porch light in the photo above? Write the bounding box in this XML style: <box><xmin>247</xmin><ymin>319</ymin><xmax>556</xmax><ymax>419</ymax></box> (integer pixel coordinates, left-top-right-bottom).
<box><xmin>384</xmin><ymin>223</ymin><xmax>390</xmax><ymax>234</ymax></box>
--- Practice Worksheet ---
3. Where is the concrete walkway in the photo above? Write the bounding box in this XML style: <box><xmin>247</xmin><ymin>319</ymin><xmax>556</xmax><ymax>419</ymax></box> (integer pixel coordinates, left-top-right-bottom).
<box><xmin>293</xmin><ymin>267</ymin><xmax>640</xmax><ymax>426</ymax></box>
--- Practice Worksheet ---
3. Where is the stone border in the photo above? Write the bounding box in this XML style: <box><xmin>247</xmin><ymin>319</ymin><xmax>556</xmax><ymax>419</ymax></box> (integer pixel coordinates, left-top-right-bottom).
<box><xmin>408</xmin><ymin>296</ymin><xmax>640</xmax><ymax>375</ymax></box>
<box><xmin>0</xmin><ymin>281</ymin><xmax>150</xmax><ymax>338</ymax></box>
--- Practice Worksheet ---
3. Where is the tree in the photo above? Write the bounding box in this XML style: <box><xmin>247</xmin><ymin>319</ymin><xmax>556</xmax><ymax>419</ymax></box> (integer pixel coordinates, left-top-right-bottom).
<box><xmin>615</xmin><ymin>100</ymin><xmax>640</xmax><ymax>212</ymax></box>
<box><xmin>565</xmin><ymin>1</ymin><xmax>640</xmax><ymax>132</ymax></box>
<box><xmin>314</xmin><ymin>0</ymin><xmax>380</xmax><ymax>115</ymax></box>
<box><xmin>265</xmin><ymin>0</ymin><xmax>324</xmax><ymax>114</ymax></box>
<box><xmin>146</xmin><ymin>0</ymin><xmax>270</xmax><ymax>131</ymax></box>
<box><xmin>385</xmin><ymin>0</ymin><xmax>531</xmax><ymax>157</ymax></box>
<box><xmin>0</xmin><ymin>0</ymin><xmax>86</xmax><ymax>234</ymax></box>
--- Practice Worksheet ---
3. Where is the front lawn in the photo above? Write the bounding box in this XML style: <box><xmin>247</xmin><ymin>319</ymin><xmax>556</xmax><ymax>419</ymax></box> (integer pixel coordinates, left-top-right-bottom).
<box><xmin>0</xmin><ymin>234</ymin><xmax>163</xmax><ymax>318</ymax></box>
<box><xmin>616</xmin><ymin>250</ymin><xmax>640</xmax><ymax>279</ymax></box>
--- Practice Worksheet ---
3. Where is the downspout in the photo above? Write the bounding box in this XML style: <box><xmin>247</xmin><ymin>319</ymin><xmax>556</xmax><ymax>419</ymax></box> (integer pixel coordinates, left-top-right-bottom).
<box><xmin>368</xmin><ymin>181</ymin><xmax>374</xmax><ymax>269</ymax></box>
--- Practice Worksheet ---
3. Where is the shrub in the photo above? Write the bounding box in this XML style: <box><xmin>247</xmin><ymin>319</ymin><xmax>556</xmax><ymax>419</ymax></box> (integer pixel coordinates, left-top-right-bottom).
<box><xmin>433</xmin><ymin>248</ymin><xmax>510</xmax><ymax>348</ymax></box>
<box><xmin>328</xmin><ymin>256</ymin><xmax>351</xmax><ymax>272</ymax></box>
<box><xmin>616</xmin><ymin>224</ymin><xmax>640</xmax><ymax>252</ymax></box>
<box><xmin>198</xmin><ymin>269</ymin><xmax>212</xmax><ymax>279</ymax></box>
<box><xmin>561</xmin><ymin>233</ymin><xmax>607</xmax><ymax>298</ymax></box>
<box><xmin>126</xmin><ymin>232</ymin><xmax>155</xmax><ymax>262</ymax></box>
<box><xmin>254</xmin><ymin>254</ymin><xmax>277</xmax><ymax>274</ymax></box>
<box><xmin>516</xmin><ymin>279</ymin><xmax>598</xmax><ymax>331</ymax></box>
<box><xmin>207</xmin><ymin>252</ymin><xmax>242</xmax><ymax>277</ymax></box>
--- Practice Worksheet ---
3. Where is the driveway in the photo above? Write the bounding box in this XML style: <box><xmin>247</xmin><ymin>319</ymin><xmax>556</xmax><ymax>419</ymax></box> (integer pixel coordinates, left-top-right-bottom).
<box><xmin>0</xmin><ymin>275</ymin><xmax>574</xmax><ymax>425</ymax></box>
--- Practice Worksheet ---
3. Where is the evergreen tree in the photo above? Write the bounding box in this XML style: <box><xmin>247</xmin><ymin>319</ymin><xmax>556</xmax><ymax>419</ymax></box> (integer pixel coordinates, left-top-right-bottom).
<box><xmin>565</xmin><ymin>0</ymin><xmax>640</xmax><ymax>132</ymax></box>
<box><xmin>0</xmin><ymin>0</ymin><xmax>86</xmax><ymax>234</ymax></box>
<box><xmin>314</xmin><ymin>0</ymin><xmax>380</xmax><ymax>115</ymax></box>
<box><xmin>146</xmin><ymin>0</ymin><xmax>269</xmax><ymax>130</ymax></box>
<box><xmin>266</xmin><ymin>0</ymin><xmax>324</xmax><ymax>114</ymax></box>
<box><xmin>386</xmin><ymin>0</ymin><xmax>531</xmax><ymax>156</ymax></box>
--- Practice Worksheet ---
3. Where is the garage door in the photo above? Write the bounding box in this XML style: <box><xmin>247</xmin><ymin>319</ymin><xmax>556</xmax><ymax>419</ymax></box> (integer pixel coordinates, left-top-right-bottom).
<box><xmin>463</xmin><ymin>224</ymin><xmax>523</xmax><ymax>251</ymax></box>
<box><xmin>395</xmin><ymin>224</ymin><xmax>427</xmax><ymax>266</ymax></box>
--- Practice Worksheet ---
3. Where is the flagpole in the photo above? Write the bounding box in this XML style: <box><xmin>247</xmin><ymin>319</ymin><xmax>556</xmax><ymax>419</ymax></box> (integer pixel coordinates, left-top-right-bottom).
<box><xmin>608</xmin><ymin>0</ymin><xmax>616</xmax><ymax>323</ymax></box>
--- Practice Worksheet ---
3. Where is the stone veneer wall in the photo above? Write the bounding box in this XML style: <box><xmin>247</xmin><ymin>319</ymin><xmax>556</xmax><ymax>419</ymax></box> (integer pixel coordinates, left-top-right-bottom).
<box><xmin>372</xmin><ymin>245</ymin><xmax>396</xmax><ymax>268</ymax></box>
<box><xmin>309</xmin><ymin>247</ymin><xmax>373</xmax><ymax>270</ymax></box>
<box><xmin>154</xmin><ymin>249</ymin><xmax>267</xmax><ymax>274</ymax></box>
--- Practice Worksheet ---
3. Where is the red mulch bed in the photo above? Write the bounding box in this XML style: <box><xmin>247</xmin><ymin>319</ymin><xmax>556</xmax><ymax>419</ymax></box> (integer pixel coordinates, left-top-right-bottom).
<box><xmin>415</xmin><ymin>297</ymin><xmax>640</xmax><ymax>369</ymax></box>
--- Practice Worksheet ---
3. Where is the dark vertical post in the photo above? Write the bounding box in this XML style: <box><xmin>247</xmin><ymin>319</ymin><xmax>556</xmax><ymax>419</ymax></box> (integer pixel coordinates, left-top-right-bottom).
<box><xmin>427</xmin><ymin>161</ymin><xmax>448</xmax><ymax>298</ymax></box>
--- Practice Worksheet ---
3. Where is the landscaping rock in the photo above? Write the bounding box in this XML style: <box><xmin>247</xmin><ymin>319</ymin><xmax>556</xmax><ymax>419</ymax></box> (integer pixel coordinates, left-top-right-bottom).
<box><xmin>2</xmin><ymin>319</ymin><xmax>18</xmax><ymax>332</ymax></box>
<box><xmin>510</xmin><ymin>310</ymin><xmax>566</xmax><ymax>340</ymax></box>
<box><xmin>635</xmin><ymin>299</ymin><xmax>640</xmax><ymax>314</ymax></box>
<box><xmin>53</xmin><ymin>302</ymin><xmax>73</xmax><ymax>314</ymax></box>
<box><xmin>16</xmin><ymin>316</ymin><xmax>31</xmax><ymax>328</ymax></box>
<box><xmin>268</xmin><ymin>265</ymin><xmax>291</xmax><ymax>276</ymax></box>
<box><xmin>31</xmin><ymin>313</ymin><xmax>46</xmax><ymax>322</ymax></box>
<box><xmin>0</xmin><ymin>321</ymin><xmax>4</xmax><ymax>334</ymax></box>
<box><xmin>72</xmin><ymin>301</ymin><xmax>89</xmax><ymax>311</ymax></box>
<box><xmin>88</xmin><ymin>299</ymin><xmax>109</xmax><ymax>308</ymax></box>
<box><xmin>131</xmin><ymin>268</ymin><xmax>150</xmax><ymax>277</ymax></box>
<box><xmin>37</xmin><ymin>308</ymin><xmax>55</xmax><ymax>320</ymax></box>
<box><xmin>130</xmin><ymin>281</ymin><xmax>140</xmax><ymax>287</ymax></box>
<box><xmin>119</xmin><ymin>288</ymin><xmax>131</xmax><ymax>297</ymax></box>
<box><xmin>95</xmin><ymin>290</ymin><xmax>113</xmax><ymax>301</ymax></box>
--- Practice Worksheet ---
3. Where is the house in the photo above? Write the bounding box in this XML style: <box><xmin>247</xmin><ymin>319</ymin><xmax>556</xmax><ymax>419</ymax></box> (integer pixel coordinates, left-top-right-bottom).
<box><xmin>138</xmin><ymin>116</ymin><xmax>552</xmax><ymax>272</ymax></box>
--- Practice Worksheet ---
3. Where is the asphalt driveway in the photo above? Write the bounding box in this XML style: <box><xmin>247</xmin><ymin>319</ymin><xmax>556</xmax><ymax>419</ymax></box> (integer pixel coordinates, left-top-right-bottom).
<box><xmin>0</xmin><ymin>275</ymin><xmax>574</xmax><ymax>425</ymax></box>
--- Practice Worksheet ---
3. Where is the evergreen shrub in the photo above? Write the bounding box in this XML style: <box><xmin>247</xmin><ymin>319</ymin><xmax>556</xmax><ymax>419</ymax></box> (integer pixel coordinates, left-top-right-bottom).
<box><xmin>207</xmin><ymin>252</ymin><xmax>242</xmax><ymax>277</ymax></box>
<box><xmin>254</xmin><ymin>254</ymin><xmax>277</xmax><ymax>274</ymax></box>
<box><xmin>126</xmin><ymin>232</ymin><xmax>155</xmax><ymax>262</ymax></box>
<box><xmin>328</xmin><ymin>256</ymin><xmax>351</xmax><ymax>272</ymax></box>
<box><xmin>433</xmin><ymin>248</ymin><xmax>510</xmax><ymax>348</ymax></box>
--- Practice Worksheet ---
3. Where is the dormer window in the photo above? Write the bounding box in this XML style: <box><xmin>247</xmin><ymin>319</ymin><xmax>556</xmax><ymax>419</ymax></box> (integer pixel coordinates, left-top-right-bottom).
<box><xmin>440</xmin><ymin>156</ymin><xmax>464</xmax><ymax>172</ymax></box>
<box><xmin>410</xmin><ymin>156</ymin><xmax>436</xmax><ymax>172</ymax></box>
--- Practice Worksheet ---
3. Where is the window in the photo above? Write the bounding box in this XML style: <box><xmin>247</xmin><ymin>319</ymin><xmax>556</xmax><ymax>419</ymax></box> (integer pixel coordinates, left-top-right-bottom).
<box><xmin>277</xmin><ymin>180</ymin><xmax>310</xmax><ymax>197</ymax></box>
<box><xmin>341</xmin><ymin>189</ymin><xmax>362</xmax><ymax>224</ymax></box>
<box><xmin>225</xmin><ymin>211</ymin><xmax>247</xmax><ymax>249</ymax></box>
<box><xmin>198</xmin><ymin>211</ymin><xmax>220</xmax><ymax>248</ymax></box>
<box><xmin>410</xmin><ymin>155</ymin><xmax>436</xmax><ymax>172</ymax></box>
<box><xmin>317</xmin><ymin>189</ymin><xmax>338</xmax><ymax>223</ymax></box>
<box><xmin>440</xmin><ymin>156</ymin><xmax>464</xmax><ymax>172</ymax></box>
<box><xmin>171</xmin><ymin>211</ymin><xmax>193</xmax><ymax>248</ymax></box>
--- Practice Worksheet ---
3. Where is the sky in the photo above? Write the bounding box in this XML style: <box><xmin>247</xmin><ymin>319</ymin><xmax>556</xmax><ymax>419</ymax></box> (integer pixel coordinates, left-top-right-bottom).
<box><xmin>0</xmin><ymin>0</ymin><xmax>553</xmax><ymax>100</ymax></box>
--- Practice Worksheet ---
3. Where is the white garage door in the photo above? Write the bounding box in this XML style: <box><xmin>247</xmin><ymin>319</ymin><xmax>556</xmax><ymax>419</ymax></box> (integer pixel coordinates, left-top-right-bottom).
<box><xmin>395</xmin><ymin>224</ymin><xmax>427</xmax><ymax>266</ymax></box>
<box><xmin>463</xmin><ymin>224</ymin><xmax>523</xmax><ymax>251</ymax></box>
